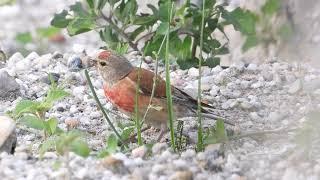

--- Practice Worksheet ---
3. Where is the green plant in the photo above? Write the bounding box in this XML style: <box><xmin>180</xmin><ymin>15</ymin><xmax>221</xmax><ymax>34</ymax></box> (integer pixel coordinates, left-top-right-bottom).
<box><xmin>240</xmin><ymin>0</ymin><xmax>293</xmax><ymax>53</ymax></box>
<box><xmin>97</xmin><ymin>133</ymin><xmax>119</xmax><ymax>158</ymax></box>
<box><xmin>204</xmin><ymin>119</ymin><xmax>228</xmax><ymax>145</ymax></box>
<box><xmin>15</xmin><ymin>26</ymin><xmax>63</xmax><ymax>54</ymax></box>
<box><xmin>51</xmin><ymin>0</ymin><xmax>254</xmax><ymax>69</ymax></box>
<box><xmin>11</xmin><ymin>83</ymin><xmax>69</xmax><ymax>138</ymax></box>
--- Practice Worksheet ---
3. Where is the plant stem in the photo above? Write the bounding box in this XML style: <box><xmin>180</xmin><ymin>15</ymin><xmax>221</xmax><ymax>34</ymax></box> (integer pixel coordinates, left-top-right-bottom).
<box><xmin>100</xmin><ymin>11</ymin><xmax>139</xmax><ymax>52</ymax></box>
<box><xmin>196</xmin><ymin>0</ymin><xmax>206</xmax><ymax>152</ymax></box>
<box><xmin>84</xmin><ymin>69</ymin><xmax>124</xmax><ymax>144</ymax></box>
<box><xmin>135</xmin><ymin>59</ymin><xmax>143</xmax><ymax>146</ymax></box>
<box><xmin>141</xmin><ymin>33</ymin><xmax>167</xmax><ymax>123</ymax></box>
<box><xmin>165</xmin><ymin>1</ymin><xmax>176</xmax><ymax>151</ymax></box>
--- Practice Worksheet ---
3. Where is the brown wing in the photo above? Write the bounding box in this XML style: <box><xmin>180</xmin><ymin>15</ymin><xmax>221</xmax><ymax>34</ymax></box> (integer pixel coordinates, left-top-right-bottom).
<box><xmin>126</xmin><ymin>67</ymin><xmax>167</xmax><ymax>98</ymax></box>
<box><xmin>126</xmin><ymin>67</ymin><xmax>215</xmax><ymax>111</ymax></box>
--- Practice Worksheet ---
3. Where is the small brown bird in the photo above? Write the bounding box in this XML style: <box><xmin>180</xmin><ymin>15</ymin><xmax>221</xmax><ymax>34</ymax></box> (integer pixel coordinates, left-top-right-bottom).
<box><xmin>93</xmin><ymin>50</ymin><xmax>229</xmax><ymax>140</ymax></box>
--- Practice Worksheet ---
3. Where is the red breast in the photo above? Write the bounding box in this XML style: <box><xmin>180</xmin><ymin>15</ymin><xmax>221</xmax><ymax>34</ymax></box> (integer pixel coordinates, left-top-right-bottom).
<box><xmin>103</xmin><ymin>78</ymin><xmax>136</xmax><ymax>112</ymax></box>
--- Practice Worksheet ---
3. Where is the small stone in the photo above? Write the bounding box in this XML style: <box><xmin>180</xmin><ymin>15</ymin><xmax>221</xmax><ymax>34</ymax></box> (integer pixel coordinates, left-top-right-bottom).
<box><xmin>35</xmin><ymin>54</ymin><xmax>52</xmax><ymax>68</ymax></box>
<box><xmin>268</xmin><ymin>111</ymin><xmax>284</xmax><ymax>122</ymax></box>
<box><xmin>132</xmin><ymin>146</ymin><xmax>148</xmax><ymax>158</ymax></box>
<box><xmin>64</xmin><ymin>119</ymin><xmax>80</xmax><ymax>129</ymax></box>
<box><xmin>240</xmin><ymin>100</ymin><xmax>253</xmax><ymax>110</ymax></box>
<box><xmin>70</xmin><ymin>105</ymin><xmax>78</xmax><ymax>114</ymax></box>
<box><xmin>41</xmin><ymin>73</ymin><xmax>60</xmax><ymax>84</ymax></box>
<box><xmin>43</xmin><ymin>151</ymin><xmax>58</xmax><ymax>159</ymax></box>
<box><xmin>211</xmin><ymin>65</ymin><xmax>223</xmax><ymax>74</ymax></box>
<box><xmin>68</xmin><ymin>56</ymin><xmax>83</xmax><ymax>72</ymax></box>
<box><xmin>188</xmin><ymin>67</ymin><xmax>199</xmax><ymax>77</ymax></box>
<box><xmin>209</xmin><ymin>85</ymin><xmax>220</xmax><ymax>96</ymax></box>
<box><xmin>52</xmin><ymin>52</ymin><xmax>63</xmax><ymax>59</ymax></box>
<box><xmin>0</xmin><ymin>116</ymin><xmax>16</xmax><ymax>154</ymax></box>
<box><xmin>73</xmin><ymin>86</ymin><xmax>86</xmax><ymax>99</ymax></box>
<box><xmin>7</xmin><ymin>52</ymin><xmax>24</xmax><ymax>68</ymax></box>
<box><xmin>288</xmin><ymin>79</ymin><xmax>302</xmax><ymax>94</ymax></box>
<box><xmin>0</xmin><ymin>70</ymin><xmax>21</xmax><ymax>101</ymax></box>
<box><xmin>169</xmin><ymin>170</ymin><xmax>193</xmax><ymax>180</ymax></box>
<box><xmin>152</xmin><ymin>143</ymin><xmax>168</xmax><ymax>155</ymax></box>
<box><xmin>15</xmin><ymin>58</ymin><xmax>31</xmax><ymax>72</ymax></box>
<box><xmin>240</xmin><ymin>80</ymin><xmax>250</xmax><ymax>89</ymax></box>
<box><xmin>249</xmin><ymin>112</ymin><xmax>260</xmax><ymax>121</ymax></box>
<box><xmin>25</xmin><ymin>52</ymin><xmax>39</xmax><ymax>61</ymax></box>
<box><xmin>251</xmin><ymin>81</ymin><xmax>264</xmax><ymax>88</ymax></box>
<box><xmin>144</xmin><ymin>56</ymin><xmax>153</xmax><ymax>63</ymax></box>
<box><xmin>101</xmin><ymin>156</ymin><xmax>128</xmax><ymax>174</ymax></box>
<box><xmin>247</xmin><ymin>63</ymin><xmax>258</xmax><ymax>71</ymax></box>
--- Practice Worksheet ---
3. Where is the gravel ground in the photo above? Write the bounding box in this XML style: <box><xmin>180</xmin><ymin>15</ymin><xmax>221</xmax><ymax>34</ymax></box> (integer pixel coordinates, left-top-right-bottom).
<box><xmin>1</xmin><ymin>0</ymin><xmax>320</xmax><ymax>180</ymax></box>
<box><xmin>0</xmin><ymin>50</ymin><xmax>320</xmax><ymax>179</ymax></box>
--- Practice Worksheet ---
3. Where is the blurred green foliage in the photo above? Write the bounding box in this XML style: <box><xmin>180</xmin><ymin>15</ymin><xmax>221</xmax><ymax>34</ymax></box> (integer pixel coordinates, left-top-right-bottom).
<box><xmin>51</xmin><ymin>0</ymin><xmax>255</xmax><ymax>69</ymax></box>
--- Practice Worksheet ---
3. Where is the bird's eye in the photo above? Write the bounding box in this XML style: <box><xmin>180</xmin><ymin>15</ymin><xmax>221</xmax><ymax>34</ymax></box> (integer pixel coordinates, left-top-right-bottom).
<box><xmin>99</xmin><ymin>61</ymin><xmax>107</xmax><ymax>66</ymax></box>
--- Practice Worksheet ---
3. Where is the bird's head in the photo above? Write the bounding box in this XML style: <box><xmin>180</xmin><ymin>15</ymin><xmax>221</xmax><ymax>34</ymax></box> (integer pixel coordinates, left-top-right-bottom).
<box><xmin>92</xmin><ymin>50</ymin><xmax>133</xmax><ymax>86</ymax></box>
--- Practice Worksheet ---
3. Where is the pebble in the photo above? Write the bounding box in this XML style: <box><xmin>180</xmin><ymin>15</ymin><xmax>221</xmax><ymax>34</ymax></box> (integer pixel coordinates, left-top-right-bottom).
<box><xmin>247</xmin><ymin>63</ymin><xmax>258</xmax><ymax>71</ymax></box>
<box><xmin>188</xmin><ymin>67</ymin><xmax>199</xmax><ymax>77</ymax></box>
<box><xmin>0</xmin><ymin>116</ymin><xmax>16</xmax><ymax>154</ymax></box>
<box><xmin>7</xmin><ymin>52</ymin><xmax>24</xmax><ymax>68</ymax></box>
<box><xmin>40</xmin><ymin>72</ymin><xmax>60</xmax><ymax>84</ymax></box>
<box><xmin>131</xmin><ymin>146</ymin><xmax>148</xmax><ymax>158</ymax></box>
<box><xmin>169</xmin><ymin>170</ymin><xmax>193</xmax><ymax>180</ymax></box>
<box><xmin>152</xmin><ymin>143</ymin><xmax>168</xmax><ymax>155</ymax></box>
<box><xmin>35</xmin><ymin>54</ymin><xmax>52</xmax><ymax>68</ymax></box>
<box><xmin>0</xmin><ymin>70</ymin><xmax>21</xmax><ymax>101</ymax></box>
<box><xmin>288</xmin><ymin>79</ymin><xmax>302</xmax><ymax>94</ymax></box>
<box><xmin>68</xmin><ymin>56</ymin><xmax>83</xmax><ymax>72</ymax></box>
<box><xmin>25</xmin><ymin>51</ymin><xmax>39</xmax><ymax>61</ymax></box>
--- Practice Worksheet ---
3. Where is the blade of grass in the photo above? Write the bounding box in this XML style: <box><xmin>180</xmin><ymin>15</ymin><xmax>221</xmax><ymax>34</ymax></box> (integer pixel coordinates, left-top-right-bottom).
<box><xmin>84</xmin><ymin>69</ymin><xmax>124</xmax><ymax>144</ymax></box>
<box><xmin>197</xmin><ymin>0</ymin><xmax>206</xmax><ymax>152</ymax></box>
<box><xmin>141</xmin><ymin>33</ymin><xmax>167</xmax><ymax>123</ymax></box>
<box><xmin>135</xmin><ymin>59</ymin><xmax>143</xmax><ymax>145</ymax></box>
<box><xmin>166</xmin><ymin>1</ymin><xmax>176</xmax><ymax>151</ymax></box>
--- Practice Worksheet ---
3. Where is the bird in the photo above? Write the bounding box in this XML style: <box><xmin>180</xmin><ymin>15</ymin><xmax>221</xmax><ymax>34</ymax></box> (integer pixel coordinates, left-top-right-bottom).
<box><xmin>91</xmin><ymin>50</ymin><xmax>232</xmax><ymax>141</ymax></box>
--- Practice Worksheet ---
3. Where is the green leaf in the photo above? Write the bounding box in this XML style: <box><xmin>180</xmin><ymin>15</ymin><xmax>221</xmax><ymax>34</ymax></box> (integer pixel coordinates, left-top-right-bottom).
<box><xmin>107</xmin><ymin>133</ymin><xmax>118</xmax><ymax>153</ymax></box>
<box><xmin>177</xmin><ymin>58</ymin><xmax>198</xmax><ymax>70</ymax></box>
<box><xmin>67</xmin><ymin>17</ymin><xmax>95</xmax><ymax>36</ymax></box>
<box><xmin>39</xmin><ymin>136</ymin><xmax>57</xmax><ymax>157</ymax></box>
<box><xmin>156</xmin><ymin>22</ymin><xmax>169</xmax><ymax>35</ymax></box>
<box><xmin>204</xmin><ymin>0</ymin><xmax>216</xmax><ymax>9</ymax></box>
<box><xmin>204</xmin><ymin>57</ymin><xmax>220</xmax><ymax>68</ymax></box>
<box><xmin>221</xmin><ymin>7</ymin><xmax>256</xmax><ymax>35</ymax></box>
<box><xmin>15</xmin><ymin>32</ymin><xmax>32</xmax><ymax>44</ymax></box>
<box><xmin>261</xmin><ymin>0</ymin><xmax>280</xmax><ymax>15</ymax></box>
<box><xmin>132</xmin><ymin>15</ymin><xmax>157</xmax><ymax>25</ymax></box>
<box><xmin>242</xmin><ymin>35</ymin><xmax>258</xmax><ymax>52</ymax></box>
<box><xmin>97</xmin><ymin>0</ymin><xmax>108</xmax><ymax>10</ymax></box>
<box><xmin>66</xmin><ymin>2</ymin><xmax>95</xmax><ymax>36</ymax></box>
<box><xmin>97</xmin><ymin>149</ymin><xmax>110</xmax><ymax>158</ymax></box>
<box><xmin>99</xmin><ymin>26</ymin><xmax>119</xmax><ymax>43</ymax></box>
<box><xmin>123</xmin><ymin>0</ymin><xmax>137</xmax><ymax>17</ymax></box>
<box><xmin>159</xmin><ymin>1</ymin><xmax>171</xmax><ymax>22</ymax></box>
<box><xmin>121</xmin><ymin>126</ymin><xmax>135</xmax><ymax>140</ymax></box>
<box><xmin>44</xmin><ymin>86</ymin><xmax>69</xmax><ymax>106</ymax></box>
<box><xmin>208</xmin><ymin>18</ymin><xmax>218</xmax><ymax>31</ymax></box>
<box><xmin>51</xmin><ymin>10</ymin><xmax>72</xmax><ymax>28</ymax></box>
<box><xmin>204</xmin><ymin>119</ymin><xmax>228</xmax><ymax>144</ymax></box>
<box><xmin>147</xmin><ymin>4</ymin><xmax>158</xmax><ymax>15</ymax></box>
<box><xmin>129</xmin><ymin>26</ymin><xmax>145</xmax><ymax>40</ymax></box>
<box><xmin>20</xmin><ymin>115</ymin><xmax>45</xmax><ymax>130</ymax></box>
<box><xmin>86</xmin><ymin>0</ymin><xmax>95</xmax><ymax>9</ymax></box>
<box><xmin>70</xmin><ymin>139</ymin><xmax>90</xmax><ymax>157</ymax></box>
<box><xmin>36</xmin><ymin>27</ymin><xmax>60</xmax><ymax>38</ymax></box>
<box><xmin>14</xmin><ymin>100</ymin><xmax>41</xmax><ymax>117</ymax></box>
<box><xmin>179</xmin><ymin>36</ymin><xmax>192</xmax><ymax>60</ymax></box>
<box><xmin>215</xmin><ymin>45</ymin><xmax>229</xmax><ymax>55</ymax></box>
<box><xmin>45</xmin><ymin>118</ymin><xmax>58</xmax><ymax>135</ymax></box>
<box><xmin>108</xmin><ymin>0</ymin><xmax>120</xmax><ymax>6</ymax></box>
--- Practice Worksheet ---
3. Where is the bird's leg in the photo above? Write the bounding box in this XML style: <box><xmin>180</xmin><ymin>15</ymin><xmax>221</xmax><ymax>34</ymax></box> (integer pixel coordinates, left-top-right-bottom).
<box><xmin>156</xmin><ymin>124</ymin><xmax>168</xmax><ymax>142</ymax></box>
<box><xmin>125</xmin><ymin>125</ymin><xmax>151</xmax><ymax>143</ymax></box>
